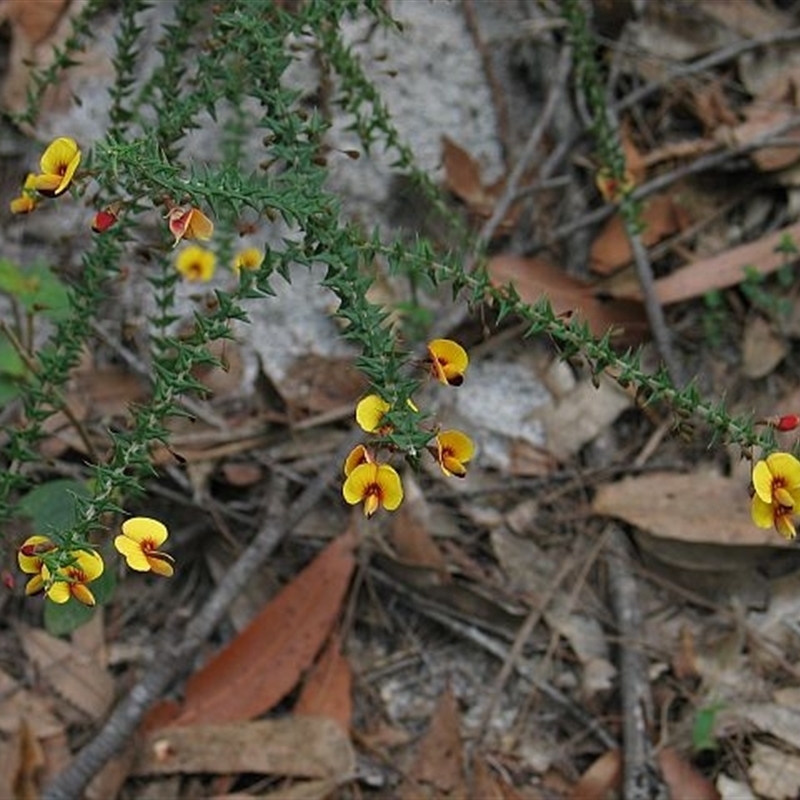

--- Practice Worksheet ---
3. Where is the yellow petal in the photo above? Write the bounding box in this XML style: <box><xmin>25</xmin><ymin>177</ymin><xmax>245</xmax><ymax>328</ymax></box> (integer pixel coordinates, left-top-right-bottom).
<box><xmin>114</xmin><ymin>535</ymin><xmax>152</xmax><ymax>571</ymax></box>
<box><xmin>71</xmin><ymin>548</ymin><xmax>104</xmax><ymax>581</ymax></box>
<box><xmin>176</xmin><ymin>245</ymin><xmax>216</xmax><ymax>282</ymax></box>
<box><xmin>376</xmin><ymin>464</ymin><xmax>403</xmax><ymax>510</ymax></box>
<box><xmin>751</xmin><ymin>495</ymin><xmax>775</xmax><ymax>528</ymax></box>
<box><xmin>122</xmin><ymin>516</ymin><xmax>169</xmax><ymax>546</ymax></box>
<box><xmin>343</xmin><ymin>463</ymin><xmax>375</xmax><ymax>505</ymax></box>
<box><xmin>40</xmin><ymin>137</ymin><xmax>78</xmax><ymax>173</ymax></box>
<box><xmin>38</xmin><ymin>137</ymin><xmax>81</xmax><ymax>196</ymax></box>
<box><xmin>10</xmin><ymin>195</ymin><xmax>36</xmax><ymax>214</ymax></box>
<box><xmin>147</xmin><ymin>554</ymin><xmax>175</xmax><ymax>577</ymax></box>
<box><xmin>343</xmin><ymin>444</ymin><xmax>370</xmax><ymax>476</ymax></box>
<box><xmin>44</xmin><ymin>579</ymin><xmax>70</xmax><ymax>604</ymax></box>
<box><xmin>233</xmin><ymin>247</ymin><xmax>264</xmax><ymax>272</ymax></box>
<box><xmin>767</xmin><ymin>452</ymin><xmax>800</xmax><ymax>487</ymax></box>
<box><xmin>24</xmin><ymin>574</ymin><xmax>44</xmax><ymax>595</ymax></box>
<box><xmin>30</xmin><ymin>173</ymin><xmax>64</xmax><ymax>195</ymax></box>
<box><xmin>18</xmin><ymin>535</ymin><xmax>54</xmax><ymax>574</ymax></box>
<box><xmin>355</xmin><ymin>395</ymin><xmax>390</xmax><ymax>433</ymax></box>
<box><xmin>776</xmin><ymin>513</ymin><xmax>797</xmax><ymax>539</ymax></box>
<box><xmin>427</xmin><ymin>339</ymin><xmax>468</xmax><ymax>386</ymax></box>
<box><xmin>752</xmin><ymin>460</ymin><xmax>774</xmax><ymax>503</ymax></box>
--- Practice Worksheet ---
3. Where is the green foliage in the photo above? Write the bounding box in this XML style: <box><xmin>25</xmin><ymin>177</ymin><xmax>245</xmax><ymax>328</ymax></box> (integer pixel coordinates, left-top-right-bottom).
<box><xmin>692</xmin><ymin>702</ymin><xmax>723</xmax><ymax>753</ymax></box>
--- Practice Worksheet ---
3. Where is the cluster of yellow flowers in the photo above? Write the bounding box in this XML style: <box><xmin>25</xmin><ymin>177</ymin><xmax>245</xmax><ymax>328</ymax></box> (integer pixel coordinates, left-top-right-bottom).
<box><xmin>17</xmin><ymin>517</ymin><xmax>173</xmax><ymax>607</ymax></box>
<box><xmin>342</xmin><ymin>339</ymin><xmax>475</xmax><ymax>517</ymax></box>
<box><xmin>9</xmin><ymin>137</ymin><xmax>263</xmax><ymax>282</ymax></box>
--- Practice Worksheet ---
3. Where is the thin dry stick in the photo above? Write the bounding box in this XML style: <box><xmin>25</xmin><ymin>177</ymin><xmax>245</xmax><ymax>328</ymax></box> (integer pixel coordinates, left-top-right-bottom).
<box><xmin>475</xmin><ymin>550</ymin><xmax>574</xmax><ymax>744</ymax></box>
<box><xmin>627</xmin><ymin>212</ymin><xmax>684</xmax><ymax>385</ymax></box>
<box><xmin>476</xmin><ymin>44</ymin><xmax>573</xmax><ymax>251</ymax></box>
<box><xmin>544</xmin><ymin>111</ymin><xmax>800</xmax><ymax>248</ymax></box>
<box><xmin>41</xmin><ymin>430</ymin><xmax>361</xmax><ymax>800</ymax></box>
<box><xmin>614</xmin><ymin>26</ymin><xmax>800</xmax><ymax>115</ymax></box>
<box><xmin>429</xmin><ymin>43</ymin><xmax>573</xmax><ymax>340</ymax></box>
<box><xmin>605</xmin><ymin>523</ymin><xmax>669</xmax><ymax>800</ymax></box>
<box><xmin>407</xmin><ymin>596</ymin><xmax>617</xmax><ymax>750</ymax></box>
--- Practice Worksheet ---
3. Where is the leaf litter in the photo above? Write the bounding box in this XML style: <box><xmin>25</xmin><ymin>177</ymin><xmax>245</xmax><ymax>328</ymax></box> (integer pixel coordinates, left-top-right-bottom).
<box><xmin>8</xmin><ymin>0</ymin><xmax>800</xmax><ymax>797</ymax></box>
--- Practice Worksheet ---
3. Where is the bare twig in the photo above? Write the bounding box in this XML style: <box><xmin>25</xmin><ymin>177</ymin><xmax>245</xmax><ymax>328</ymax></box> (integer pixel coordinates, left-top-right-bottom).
<box><xmin>544</xmin><ymin>111</ymin><xmax>800</xmax><ymax>249</ymax></box>
<box><xmin>41</xmin><ymin>431</ymin><xmax>361</xmax><ymax>800</ymax></box>
<box><xmin>605</xmin><ymin>524</ymin><xmax>669</xmax><ymax>800</ymax></box>
<box><xmin>396</xmin><ymin>590</ymin><xmax>617</xmax><ymax>750</ymax></box>
<box><xmin>475</xmin><ymin>44</ymin><xmax>573</xmax><ymax>251</ymax></box>
<box><xmin>614</xmin><ymin>27</ymin><xmax>800</xmax><ymax>115</ymax></box>
<box><xmin>626</xmin><ymin>215</ymin><xmax>684</xmax><ymax>385</ymax></box>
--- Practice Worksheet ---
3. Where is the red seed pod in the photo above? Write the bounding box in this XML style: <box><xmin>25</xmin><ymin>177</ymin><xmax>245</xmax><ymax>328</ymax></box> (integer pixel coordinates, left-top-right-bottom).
<box><xmin>1</xmin><ymin>571</ymin><xmax>14</xmax><ymax>590</ymax></box>
<box><xmin>776</xmin><ymin>414</ymin><xmax>800</xmax><ymax>432</ymax></box>
<box><xmin>91</xmin><ymin>202</ymin><xmax>121</xmax><ymax>233</ymax></box>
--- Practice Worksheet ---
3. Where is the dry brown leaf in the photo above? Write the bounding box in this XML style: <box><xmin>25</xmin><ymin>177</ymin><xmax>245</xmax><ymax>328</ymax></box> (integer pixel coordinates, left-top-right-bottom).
<box><xmin>627</xmin><ymin>219</ymin><xmax>800</xmax><ymax>306</ymax></box>
<box><xmin>3</xmin><ymin>0</ymin><xmax>70</xmax><ymax>43</ymax></box>
<box><xmin>741</xmin><ymin>315</ymin><xmax>787</xmax><ymax>379</ymax></box>
<box><xmin>150</xmin><ymin>529</ymin><xmax>357</xmax><ymax>728</ymax></box>
<box><xmin>281</xmin><ymin>354</ymin><xmax>367</xmax><ymax>417</ymax></box>
<box><xmin>698</xmin><ymin>0</ymin><xmax>785</xmax><ymax>38</ymax></box>
<box><xmin>725</xmin><ymin>105</ymin><xmax>800</xmax><ymax>172</ymax></box>
<box><xmin>590</xmin><ymin>195</ymin><xmax>690</xmax><ymax>275</ymax></box>
<box><xmin>86</xmin><ymin>748</ymin><xmax>136</xmax><ymax>800</ymax></box>
<box><xmin>592</xmin><ymin>472</ymin><xmax>793</xmax><ymax>553</ymax></box>
<box><xmin>132</xmin><ymin>717</ymin><xmax>355</xmax><ymax>780</ymax></box>
<box><xmin>738</xmin><ymin>688</ymin><xmax>800</xmax><ymax>751</ymax></box>
<box><xmin>294</xmin><ymin>634</ymin><xmax>353</xmax><ymax>732</ymax></box>
<box><xmin>20</xmin><ymin>626</ymin><xmax>114</xmax><ymax>721</ymax></box>
<box><xmin>220</xmin><ymin>461</ymin><xmax>264</xmax><ymax>487</ymax></box>
<box><xmin>192</xmin><ymin>339</ymin><xmax>245</xmax><ymax>398</ymax></box>
<box><xmin>390</xmin><ymin>475</ymin><xmax>448</xmax><ymax>574</ymax></box>
<box><xmin>13</xmin><ymin>720</ymin><xmax>46</xmax><ymax>800</ymax></box>
<box><xmin>657</xmin><ymin>747</ymin><xmax>720</xmax><ymax>800</ymax></box>
<box><xmin>569</xmin><ymin>749</ymin><xmax>621</xmax><ymax>800</ymax></box>
<box><xmin>0</xmin><ymin>669</ymin><xmax>63</xmax><ymax>740</ymax></box>
<box><xmin>487</xmin><ymin>254</ymin><xmax>648</xmax><ymax>344</ymax></box>
<box><xmin>0</xmin><ymin>0</ymin><xmax>89</xmax><ymax>116</ymax></box>
<box><xmin>0</xmin><ymin>736</ymin><xmax>19</xmax><ymax>800</ymax></box>
<box><xmin>748</xmin><ymin>742</ymin><xmax>800</xmax><ymax>800</ymax></box>
<box><xmin>259</xmin><ymin>777</ymin><xmax>344</xmax><ymax>800</ymax></box>
<box><xmin>401</xmin><ymin>686</ymin><xmax>467</xmax><ymax>800</ymax></box>
<box><xmin>443</xmin><ymin>135</ymin><xmax>488</xmax><ymax>211</ymax></box>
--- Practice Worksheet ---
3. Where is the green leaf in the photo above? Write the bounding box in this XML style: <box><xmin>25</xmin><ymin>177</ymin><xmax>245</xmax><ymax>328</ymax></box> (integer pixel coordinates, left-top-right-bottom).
<box><xmin>692</xmin><ymin>703</ymin><xmax>722</xmax><ymax>753</ymax></box>
<box><xmin>43</xmin><ymin>596</ymin><xmax>96</xmax><ymax>635</ymax></box>
<box><xmin>0</xmin><ymin>259</ymin><xmax>29</xmax><ymax>296</ymax></box>
<box><xmin>0</xmin><ymin>376</ymin><xmax>21</xmax><ymax>405</ymax></box>
<box><xmin>19</xmin><ymin>263</ymin><xmax>71</xmax><ymax>320</ymax></box>
<box><xmin>18</xmin><ymin>479</ymin><xmax>91</xmax><ymax>533</ymax></box>
<box><xmin>0</xmin><ymin>337</ymin><xmax>25</xmax><ymax>378</ymax></box>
